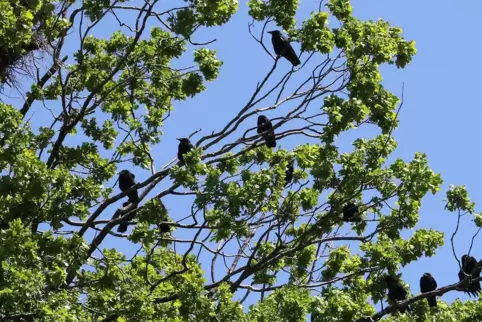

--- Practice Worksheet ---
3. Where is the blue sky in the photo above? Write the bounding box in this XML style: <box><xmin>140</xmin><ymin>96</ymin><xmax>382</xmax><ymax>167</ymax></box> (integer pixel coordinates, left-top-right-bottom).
<box><xmin>4</xmin><ymin>0</ymin><xmax>482</xmax><ymax>313</ymax></box>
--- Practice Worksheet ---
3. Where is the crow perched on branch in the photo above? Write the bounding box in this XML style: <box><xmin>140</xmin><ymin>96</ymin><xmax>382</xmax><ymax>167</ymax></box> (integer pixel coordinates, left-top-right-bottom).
<box><xmin>385</xmin><ymin>275</ymin><xmax>410</xmax><ymax>314</ymax></box>
<box><xmin>257</xmin><ymin>115</ymin><xmax>276</xmax><ymax>148</ymax></box>
<box><xmin>177</xmin><ymin>138</ymin><xmax>194</xmax><ymax>165</ymax></box>
<box><xmin>342</xmin><ymin>202</ymin><xmax>360</xmax><ymax>222</ymax></box>
<box><xmin>458</xmin><ymin>254</ymin><xmax>481</xmax><ymax>297</ymax></box>
<box><xmin>158</xmin><ymin>223</ymin><xmax>171</xmax><ymax>234</ymax></box>
<box><xmin>117</xmin><ymin>170</ymin><xmax>139</xmax><ymax>233</ymax></box>
<box><xmin>284</xmin><ymin>160</ymin><xmax>294</xmax><ymax>187</ymax></box>
<box><xmin>420</xmin><ymin>272</ymin><xmax>437</xmax><ymax>307</ymax></box>
<box><xmin>267</xmin><ymin>30</ymin><xmax>301</xmax><ymax>66</ymax></box>
<box><xmin>118</xmin><ymin>170</ymin><xmax>139</xmax><ymax>204</ymax></box>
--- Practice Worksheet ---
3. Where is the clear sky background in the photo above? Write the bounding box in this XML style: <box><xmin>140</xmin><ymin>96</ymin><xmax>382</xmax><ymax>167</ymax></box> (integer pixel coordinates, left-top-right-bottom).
<box><xmin>3</xmin><ymin>0</ymin><xmax>482</xmax><ymax>313</ymax></box>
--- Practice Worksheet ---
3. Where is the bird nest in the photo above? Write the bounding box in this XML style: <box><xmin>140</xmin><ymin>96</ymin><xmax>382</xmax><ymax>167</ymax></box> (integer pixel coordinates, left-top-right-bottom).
<box><xmin>0</xmin><ymin>32</ymin><xmax>48</xmax><ymax>89</ymax></box>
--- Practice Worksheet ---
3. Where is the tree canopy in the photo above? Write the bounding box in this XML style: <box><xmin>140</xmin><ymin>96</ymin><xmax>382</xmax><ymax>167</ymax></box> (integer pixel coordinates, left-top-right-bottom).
<box><xmin>0</xmin><ymin>0</ymin><xmax>480</xmax><ymax>321</ymax></box>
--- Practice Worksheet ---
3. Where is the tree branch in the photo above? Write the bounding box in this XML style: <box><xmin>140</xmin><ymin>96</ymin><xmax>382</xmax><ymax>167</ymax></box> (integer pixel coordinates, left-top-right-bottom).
<box><xmin>361</xmin><ymin>275</ymin><xmax>482</xmax><ymax>321</ymax></box>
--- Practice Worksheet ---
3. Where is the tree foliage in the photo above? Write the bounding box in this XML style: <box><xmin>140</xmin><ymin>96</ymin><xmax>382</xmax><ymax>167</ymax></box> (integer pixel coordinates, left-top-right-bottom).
<box><xmin>0</xmin><ymin>0</ymin><xmax>478</xmax><ymax>321</ymax></box>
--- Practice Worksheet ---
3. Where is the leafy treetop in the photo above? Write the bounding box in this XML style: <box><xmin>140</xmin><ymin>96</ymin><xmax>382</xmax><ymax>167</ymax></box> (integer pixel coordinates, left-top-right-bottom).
<box><xmin>0</xmin><ymin>0</ymin><xmax>476</xmax><ymax>321</ymax></box>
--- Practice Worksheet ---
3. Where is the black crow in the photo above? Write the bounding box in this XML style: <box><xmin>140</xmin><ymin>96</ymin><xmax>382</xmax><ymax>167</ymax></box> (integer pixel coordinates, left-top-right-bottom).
<box><xmin>118</xmin><ymin>170</ymin><xmax>139</xmax><ymax>204</ymax></box>
<box><xmin>385</xmin><ymin>275</ymin><xmax>410</xmax><ymax>314</ymax></box>
<box><xmin>284</xmin><ymin>160</ymin><xmax>294</xmax><ymax>187</ymax></box>
<box><xmin>342</xmin><ymin>202</ymin><xmax>360</xmax><ymax>222</ymax></box>
<box><xmin>177</xmin><ymin>138</ymin><xmax>194</xmax><ymax>165</ymax></box>
<box><xmin>458</xmin><ymin>254</ymin><xmax>481</xmax><ymax>297</ymax></box>
<box><xmin>117</xmin><ymin>170</ymin><xmax>140</xmax><ymax>233</ymax></box>
<box><xmin>267</xmin><ymin>30</ymin><xmax>301</xmax><ymax>66</ymax></box>
<box><xmin>469</xmin><ymin>261</ymin><xmax>482</xmax><ymax>297</ymax></box>
<box><xmin>257</xmin><ymin>115</ymin><xmax>276</xmax><ymax>148</ymax></box>
<box><xmin>420</xmin><ymin>272</ymin><xmax>437</xmax><ymax>307</ymax></box>
<box><xmin>158</xmin><ymin>223</ymin><xmax>171</xmax><ymax>234</ymax></box>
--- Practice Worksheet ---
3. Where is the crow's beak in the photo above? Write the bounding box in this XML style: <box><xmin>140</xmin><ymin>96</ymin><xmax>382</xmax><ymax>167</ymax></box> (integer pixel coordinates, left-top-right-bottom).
<box><xmin>267</xmin><ymin>31</ymin><xmax>274</xmax><ymax>34</ymax></box>
<box><xmin>176</xmin><ymin>138</ymin><xmax>181</xmax><ymax>141</ymax></box>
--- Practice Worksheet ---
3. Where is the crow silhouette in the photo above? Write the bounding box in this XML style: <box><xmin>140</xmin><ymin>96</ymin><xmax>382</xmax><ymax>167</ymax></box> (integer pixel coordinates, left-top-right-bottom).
<box><xmin>267</xmin><ymin>30</ymin><xmax>301</xmax><ymax>66</ymax></box>
<box><xmin>458</xmin><ymin>254</ymin><xmax>481</xmax><ymax>297</ymax></box>
<box><xmin>342</xmin><ymin>202</ymin><xmax>360</xmax><ymax>222</ymax></box>
<box><xmin>158</xmin><ymin>223</ymin><xmax>171</xmax><ymax>234</ymax></box>
<box><xmin>385</xmin><ymin>275</ymin><xmax>410</xmax><ymax>314</ymax></box>
<box><xmin>420</xmin><ymin>272</ymin><xmax>437</xmax><ymax>307</ymax></box>
<box><xmin>117</xmin><ymin>170</ymin><xmax>139</xmax><ymax>233</ymax></box>
<box><xmin>284</xmin><ymin>160</ymin><xmax>294</xmax><ymax>187</ymax></box>
<box><xmin>257</xmin><ymin>115</ymin><xmax>276</xmax><ymax>148</ymax></box>
<box><xmin>177</xmin><ymin>138</ymin><xmax>194</xmax><ymax>165</ymax></box>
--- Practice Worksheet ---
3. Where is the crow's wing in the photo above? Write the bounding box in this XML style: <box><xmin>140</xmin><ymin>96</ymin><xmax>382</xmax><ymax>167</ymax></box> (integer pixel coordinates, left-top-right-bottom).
<box><xmin>280</xmin><ymin>36</ymin><xmax>300</xmax><ymax>66</ymax></box>
<box><xmin>271</xmin><ymin>36</ymin><xmax>285</xmax><ymax>56</ymax></box>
